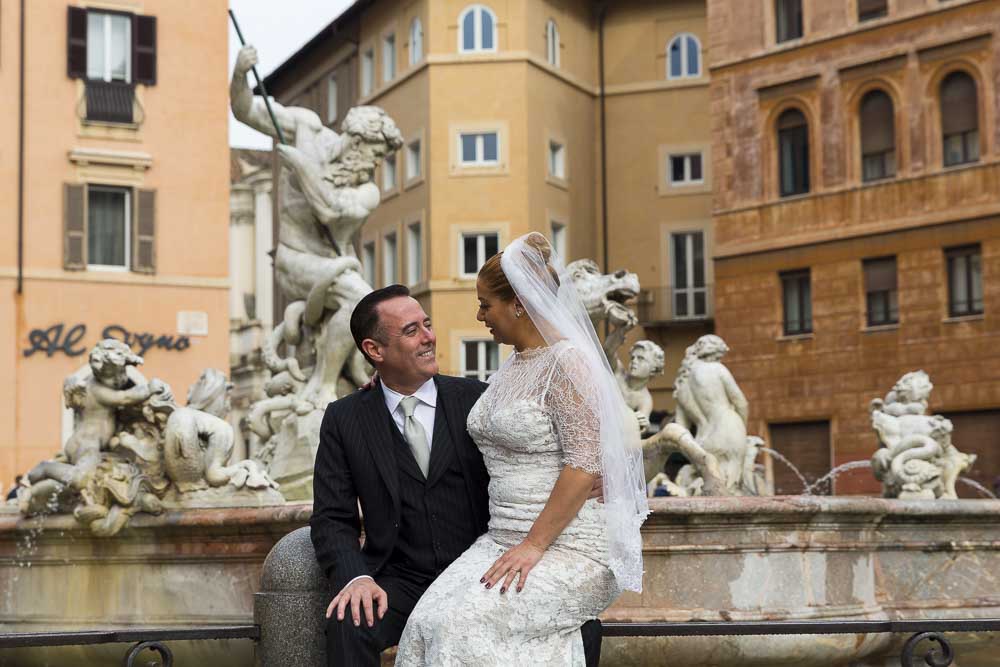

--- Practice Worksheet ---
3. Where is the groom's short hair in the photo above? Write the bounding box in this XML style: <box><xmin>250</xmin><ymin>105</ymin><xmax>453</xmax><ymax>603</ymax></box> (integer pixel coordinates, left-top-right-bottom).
<box><xmin>351</xmin><ymin>284</ymin><xmax>412</xmax><ymax>363</ymax></box>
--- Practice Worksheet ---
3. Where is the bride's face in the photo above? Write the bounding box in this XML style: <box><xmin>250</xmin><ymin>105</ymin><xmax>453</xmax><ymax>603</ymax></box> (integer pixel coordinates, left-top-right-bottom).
<box><xmin>476</xmin><ymin>278</ymin><xmax>520</xmax><ymax>345</ymax></box>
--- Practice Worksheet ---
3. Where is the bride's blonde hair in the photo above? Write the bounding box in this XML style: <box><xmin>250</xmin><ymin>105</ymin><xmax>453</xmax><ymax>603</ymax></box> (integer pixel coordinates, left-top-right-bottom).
<box><xmin>478</xmin><ymin>233</ymin><xmax>559</xmax><ymax>301</ymax></box>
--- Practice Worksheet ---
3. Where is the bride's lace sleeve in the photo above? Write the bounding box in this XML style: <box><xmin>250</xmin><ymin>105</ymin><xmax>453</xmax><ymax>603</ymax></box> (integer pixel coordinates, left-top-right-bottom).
<box><xmin>544</xmin><ymin>346</ymin><xmax>603</xmax><ymax>476</ymax></box>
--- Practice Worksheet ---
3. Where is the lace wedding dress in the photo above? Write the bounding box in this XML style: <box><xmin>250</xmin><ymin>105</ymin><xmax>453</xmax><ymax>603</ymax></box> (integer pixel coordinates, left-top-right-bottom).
<box><xmin>396</xmin><ymin>341</ymin><xmax>619</xmax><ymax>666</ymax></box>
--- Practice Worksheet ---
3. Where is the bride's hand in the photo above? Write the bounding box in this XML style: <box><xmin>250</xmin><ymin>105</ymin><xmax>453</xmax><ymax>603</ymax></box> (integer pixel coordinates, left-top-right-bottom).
<box><xmin>481</xmin><ymin>539</ymin><xmax>546</xmax><ymax>594</ymax></box>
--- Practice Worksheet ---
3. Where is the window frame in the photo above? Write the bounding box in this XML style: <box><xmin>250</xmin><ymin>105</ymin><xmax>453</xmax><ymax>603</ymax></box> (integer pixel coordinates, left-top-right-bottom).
<box><xmin>859</xmin><ymin>89</ymin><xmax>897</xmax><ymax>183</ymax></box>
<box><xmin>668</xmin><ymin>152</ymin><xmax>704</xmax><ymax>186</ymax></box>
<box><xmin>382</xmin><ymin>152</ymin><xmax>398</xmax><ymax>193</ymax></box>
<box><xmin>86</xmin><ymin>184</ymin><xmax>131</xmax><ymax>271</ymax></box>
<box><xmin>775</xmin><ymin>0</ymin><xmax>804</xmax><ymax>43</ymax></box>
<box><xmin>863</xmin><ymin>256</ymin><xmax>899</xmax><ymax>327</ymax></box>
<box><xmin>407</xmin><ymin>221</ymin><xmax>423</xmax><ymax>286</ymax></box>
<box><xmin>670</xmin><ymin>231</ymin><xmax>708</xmax><ymax>319</ymax></box>
<box><xmin>548</xmin><ymin>140</ymin><xmax>566</xmax><ymax>180</ymax></box>
<box><xmin>326</xmin><ymin>75</ymin><xmax>338</xmax><ymax>124</ymax></box>
<box><xmin>409</xmin><ymin>18</ymin><xmax>424</xmax><ymax>66</ymax></box>
<box><xmin>361</xmin><ymin>48</ymin><xmax>375</xmax><ymax>97</ymax></box>
<box><xmin>382</xmin><ymin>231</ymin><xmax>398</xmax><ymax>286</ymax></box>
<box><xmin>550</xmin><ymin>221</ymin><xmax>567</xmax><ymax>261</ymax></box>
<box><xmin>461</xmin><ymin>338</ymin><xmax>500</xmax><ymax>382</ymax></box>
<box><xmin>382</xmin><ymin>33</ymin><xmax>397</xmax><ymax>83</ymax></box>
<box><xmin>666</xmin><ymin>33</ymin><xmax>701</xmax><ymax>80</ymax></box>
<box><xmin>946</xmin><ymin>244</ymin><xmax>984</xmax><ymax>317</ymax></box>
<box><xmin>405</xmin><ymin>138</ymin><xmax>422</xmax><ymax>184</ymax></box>
<box><xmin>546</xmin><ymin>19</ymin><xmax>560</xmax><ymax>68</ymax></box>
<box><xmin>362</xmin><ymin>241</ymin><xmax>376</xmax><ymax>287</ymax></box>
<box><xmin>458</xmin><ymin>131</ymin><xmax>500</xmax><ymax>167</ymax></box>
<box><xmin>458</xmin><ymin>4</ymin><xmax>498</xmax><ymax>54</ymax></box>
<box><xmin>86</xmin><ymin>10</ymin><xmax>132</xmax><ymax>83</ymax></box>
<box><xmin>459</xmin><ymin>231</ymin><xmax>500</xmax><ymax>278</ymax></box>
<box><xmin>780</xmin><ymin>269</ymin><xmax>812</xmax><ymax>336</ymax></box>
<box><xmin>857</xmin><ymin>0</ymin><xmax>889</xmax><ymax>22</ymax></box>
<box><xmin>777</xmin><ymin>108</ymin><xmax>811</xmax><ymax>197</ymax></box>
<box><xmin>940</xmin><ymin>70</ymin><xmax>980</xmax><ymax>168</ymax></box>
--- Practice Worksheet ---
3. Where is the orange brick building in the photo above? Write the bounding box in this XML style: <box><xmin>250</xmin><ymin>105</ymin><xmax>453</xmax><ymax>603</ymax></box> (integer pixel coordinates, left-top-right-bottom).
<box><xmin>709</xmin><ymin>0</ymin><xmax>1000</xmax><ymax>494</ymax></box>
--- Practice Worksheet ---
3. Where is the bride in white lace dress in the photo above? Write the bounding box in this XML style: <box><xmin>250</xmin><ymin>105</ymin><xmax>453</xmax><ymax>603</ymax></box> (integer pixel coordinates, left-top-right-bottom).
<box><xmin>396</xmin><ymin>233</ymin><xmax>648</xmax><ymax>666</ymax></box>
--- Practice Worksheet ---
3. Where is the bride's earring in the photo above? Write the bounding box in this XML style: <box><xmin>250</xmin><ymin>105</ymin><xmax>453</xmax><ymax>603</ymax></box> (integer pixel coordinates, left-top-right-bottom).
<box><xmin>515</xmin><ymin>308</ymin><xmax>523</xmax><ymax>318</ymax></box>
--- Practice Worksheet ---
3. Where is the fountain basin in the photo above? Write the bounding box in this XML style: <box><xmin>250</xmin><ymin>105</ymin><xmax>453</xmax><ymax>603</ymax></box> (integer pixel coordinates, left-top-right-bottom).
<box><xmin>3</xmin><ymin>497</ymin><xmax>1000</xmax><ymax>665</ymax></box>
<box><xmin>0</xmin><ymin>503</ymin><xmax>310</xmax><ymax>666</ymax></box>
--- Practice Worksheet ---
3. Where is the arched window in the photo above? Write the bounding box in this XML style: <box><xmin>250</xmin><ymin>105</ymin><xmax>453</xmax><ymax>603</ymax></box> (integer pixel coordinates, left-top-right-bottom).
<box><xmin>409</xmin><ymin>18</ymin><xmax>423</xmax><ymax>65</ymax></box>
<box><xmin>667</xmin><ymin>33</ymin><xmax>701</xmax><ymax>79</ymax></box>
<box><xmin>859</xmin><ymin>89</ymin><xmax>896</xmax><ymax>182</ymax></box>
<box><xmin>940</xmin><ymin>71</ymin><xmax>979</xmax><ymax>166</ymax></box>
<box><xmin>777</xmin><ymin>108</ymin><xmax>810</xmax><ymax>197</ymax></box>
<box><xmin>546</xmin><ymin>19</ymin><xmax>559</xmax><ymax>67</ymax></box>
<box><xmin>459</xmin><ymin>5</ymin><xmax>497</xmax><ymax>53</ymax></box>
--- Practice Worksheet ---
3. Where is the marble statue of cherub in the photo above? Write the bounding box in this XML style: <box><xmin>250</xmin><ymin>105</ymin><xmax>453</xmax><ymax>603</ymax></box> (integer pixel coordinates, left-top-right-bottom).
<box><xmin>615</xmin><ymin>340</ymin><xmax>665</xmax><ymax>435</ymax></box>
<box><xmin>19</xmin><ymin>339</ymin><xmax>166</xmax><ymax>515</ymax></box>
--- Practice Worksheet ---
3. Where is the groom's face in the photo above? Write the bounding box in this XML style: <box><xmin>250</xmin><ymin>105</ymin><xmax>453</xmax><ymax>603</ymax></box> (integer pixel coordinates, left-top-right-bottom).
<box><xmin>371</xmin><ymin>296</ymin><xmax>439</xmax><ymax>382</ymax></box>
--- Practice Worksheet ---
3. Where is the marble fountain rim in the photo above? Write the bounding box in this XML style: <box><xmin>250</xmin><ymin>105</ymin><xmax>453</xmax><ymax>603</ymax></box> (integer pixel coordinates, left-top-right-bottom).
<box><xmin>3</xmin><ymin>496</ymin><xmax>999</xmax><ymax>537</ymax></box>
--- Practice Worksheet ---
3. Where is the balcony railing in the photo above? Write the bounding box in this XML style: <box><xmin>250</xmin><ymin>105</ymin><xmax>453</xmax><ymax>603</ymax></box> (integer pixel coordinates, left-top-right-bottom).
<box><xmin>78</xmin><ymin>80</ymin><xmax>145</xmax><ymax>125</ymax></box>
<box><xmin>637</xmin><ymin>285</ymin><xmax>714</xmax><ymax>326</ymax></box>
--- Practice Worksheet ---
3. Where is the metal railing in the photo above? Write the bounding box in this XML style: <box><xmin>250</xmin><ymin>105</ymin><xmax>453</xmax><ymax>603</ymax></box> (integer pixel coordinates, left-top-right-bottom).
<box><xmin>2</xmin><ymin>617</ymin><xmax>997</xmax><ymax>665</ymax></box>
<box><xmin>77</xmin><ymin>80</ymin><xmax>145</xmax><ymax>125</ymax></box>
<box><xmin>0</xmin><ymin>625</ymin><xmax>258</xmax><ymax>666</ymax></box>
<box><xmin>637</xmin><ymin>284</ymin><xmax>714</xmax><ymax>326</ymax></box>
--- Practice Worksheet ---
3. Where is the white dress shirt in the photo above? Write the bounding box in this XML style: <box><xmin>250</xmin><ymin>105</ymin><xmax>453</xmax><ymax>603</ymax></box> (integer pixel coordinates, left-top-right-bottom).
<box><xmin>341</xmin><ymin>377</ymin><xmax>438</xmax><ymax>592</ymax></box>
<box><xmin>381</xmin><ymin>377</ymin><xmax>437</xmax><ymax>453</ymax></box>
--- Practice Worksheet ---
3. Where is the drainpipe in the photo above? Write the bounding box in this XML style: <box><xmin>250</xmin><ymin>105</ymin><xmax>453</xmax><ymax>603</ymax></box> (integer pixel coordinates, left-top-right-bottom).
<box><xmin>17</xmin><ymin>0</ymin><xmax>26</xmax><ymax>294</ymax></box>
<box><xmin>597</xmin><ymin>2</ymin><xmax>609</xmax><ymax>273</ymax></box>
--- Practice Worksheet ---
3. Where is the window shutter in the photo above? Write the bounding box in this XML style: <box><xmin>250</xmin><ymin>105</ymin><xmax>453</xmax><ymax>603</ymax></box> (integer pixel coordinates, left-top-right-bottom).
<box><xmin>67</xmin><ymin>7</ymin><xmax>88</xmax><ymax>79</ymax></box>
<box><xmin>941</xmin><ymin>72</ymin><xmax>977</xmax><ymax>135</ymax></box>
<box><xmin>133</xmin><ymin>189</ymin><xmax>156</xmax><ymax>273</ymax></box>
<box><xmin>64</xmin><ymin>184</ymin><xmax>87</xmax><ymax>270</ymax></box>
<box><xmin>133</xmin><ymin>15</ymin><xmax>157</xmax><ymax>85</ymax></box>
<box><xmin>860</xmin><ymin>91</ymin><xmax>894</xmax><ymax>154</ymax></box>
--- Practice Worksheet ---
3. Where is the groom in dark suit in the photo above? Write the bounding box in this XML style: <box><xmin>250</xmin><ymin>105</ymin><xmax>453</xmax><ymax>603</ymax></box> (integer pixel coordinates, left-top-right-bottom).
<box><xmin>311</xmin><ymin>284</ymin><xmax>601</xmax><ymax>666</ymax></box>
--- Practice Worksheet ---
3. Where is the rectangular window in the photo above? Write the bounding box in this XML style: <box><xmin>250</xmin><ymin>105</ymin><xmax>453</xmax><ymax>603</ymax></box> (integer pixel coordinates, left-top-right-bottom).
<box><xmin>461</xmin><ymin>232</ymin><xmax>499</xmax><ymax>276</ymax></box>
<box><xmin>671</xmin><ymin>231</ymin><xmax>707</xmax><ymax>318</ymax></box>
<box><xmin>863</xmin><ymin>257</ymin><xmax>899</xmax><ymax>326</ymax></box>
<box><xmin>382</xmin><ymin>153</ymin><xmax>397</xmax><ymax>192</ymax></box>
<box><xmin>383</xmin><ymin>233</ymin><xmax>398</xmax><ymax>286</ymax></box>
<box><xmin>459</xmin><ymin>132</ymin><xmax>499</xmax><ymax>166</ymax></box>
<box><xmin>407</xmin><ymin>223</ymin><xmax>422</xmax><ymax>285</ymax></box>
<box><xmin>87</xmin><ymin>186</ymin><xmax>130</xmax><ymax>269</ymax></box>
<box><xmin>87</xmin><ymin>11</ymin><xmax>131</xmax><ymax>82</ymax></box>
<box><xmin>768</xmin><ymin>421</ymin><xmax>831</xmax><ymax>495</ymax></box>
<box><xmin>383</xmin><ymin>34</ymin><xmax>396</xmax><ymax>82</ymax></box>
<box><xmin>326</xmin><ymin>75</ymin><xmax>338</xmax><ymax>124</ymax></box>
<box><xmin>462</xmin><ymin>340</ymin><xmax>500</xmax><ymax>382</ymax></box>
<box><xmin>669</xmin><ymin>153</ymin><xmax>703</xmax><ymax>185</ymax></box>
<box><xmin>858</xmin><ymin>0</ymin><xmax>888</xmax><ymax>21</ymax></box>
<box><xmin>781</xmin><ymin>269</ymin><xmax>812</xmax><ymax>335</ymax></box>
<box><xmin>944</xmin><ymin>129</ymin><xmax>980</xmax><ymax>167</ymax></box>
<box><xmin>551</xmin><ymin>222</ymin><xmax>567</xmax><ymax>261</ymax></box>
<box><xmin>406</xmin><ymin>139</ymin><xmax>422</xmax><ymax>181</ymax></box>
<box><xmin>362</xmin><ymin>241</ymin><xmax>376</xmax><ymax>286</ymax></box>
<box><xmin>775</xmin><ymin>0</ymin><xmax>803</xmax><ymax>43</ymax></box>
<box><xmin>361</xmin><ymin>49</ymin><xmax>374</xmax><ymax>96</ymax></box>
<box><xmin>946</xmin><ymin>245</ymin><xmax>984</xmax><ymax>317</ymax></box>
<box><xmin>779</xmin><ymin>124</ymin><xmax>810</xmax><ymax>196</ymax></box>
<box><xmin>548</xmin><ymin>141</ymin><xmax>565</xmax><ymax>179</ymax></box>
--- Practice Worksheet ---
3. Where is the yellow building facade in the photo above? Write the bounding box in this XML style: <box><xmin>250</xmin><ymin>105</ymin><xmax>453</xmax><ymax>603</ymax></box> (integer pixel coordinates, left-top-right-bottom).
<box><xmin>263</xmin><ymin>0</ymin><xmax>712</xmax><ymax>411</ymax></box>
<box><xmin>0</xmin><ymin>1</ymin><xmax>231</xmax><ymax>490</ymax></box>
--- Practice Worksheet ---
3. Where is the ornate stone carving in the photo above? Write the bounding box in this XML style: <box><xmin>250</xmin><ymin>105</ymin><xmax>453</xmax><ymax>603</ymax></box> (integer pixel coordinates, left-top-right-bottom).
<box><xmin>231</xmin><ymin>45</ymin><xmax>403</xmax><ymax>498</ymax></box>
<box><xmin>567</xmin><ymin>260</ymin><xmax>640</xmax><ymax>365</ymax></box>
<box><xmin>870</xmin><ymin>371</ymin><xmax>975</xmax><ymax>499</ymax></box>
<box><xmin>17</xmin><ymin>341</ymin><xmax>281</xmax><ymax>536</ymax></box>
<box><xmin>643</xmin><ymin>335</ymin><xmax>766</xmax><ymax>496</ymax></box>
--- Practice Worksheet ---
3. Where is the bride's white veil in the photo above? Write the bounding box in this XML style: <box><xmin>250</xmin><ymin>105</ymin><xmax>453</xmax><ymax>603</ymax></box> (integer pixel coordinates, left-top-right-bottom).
<box><xmin>500</xmin><ymin>232</ymin><xmax>649</xmax><ymax>593</ymax></box>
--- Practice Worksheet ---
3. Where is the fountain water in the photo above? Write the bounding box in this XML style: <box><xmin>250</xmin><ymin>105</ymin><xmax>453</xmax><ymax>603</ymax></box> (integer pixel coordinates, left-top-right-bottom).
<box><xmin>957</xmin><ymin>476</ymin><xmax>997</xmax><ymax>499</ymax></box>
<box><xmin>758</xmin><ymin>447</ymin><xmax>811</xmax><ymax>494</ymax></box>
<box><xmin>804</xmin><ymin>460</ymin><xmax>873</xmax><ymax>495</ymax></box>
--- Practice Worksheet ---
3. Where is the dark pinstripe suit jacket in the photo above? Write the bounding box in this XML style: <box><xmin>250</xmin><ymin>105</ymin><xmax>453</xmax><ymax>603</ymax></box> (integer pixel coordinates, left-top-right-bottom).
<box><xmin>310</xmin><ymin>374</ymin><xmax>490</xmax><ymax>592</ymax></box>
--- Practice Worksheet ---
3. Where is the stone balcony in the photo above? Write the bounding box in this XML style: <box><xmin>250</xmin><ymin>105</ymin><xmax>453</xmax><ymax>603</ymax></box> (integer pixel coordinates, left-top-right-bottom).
<box><xmin>714</xmin><ymin>159</ymin><xmax>1000</xmax><ymax>258</ymax></box>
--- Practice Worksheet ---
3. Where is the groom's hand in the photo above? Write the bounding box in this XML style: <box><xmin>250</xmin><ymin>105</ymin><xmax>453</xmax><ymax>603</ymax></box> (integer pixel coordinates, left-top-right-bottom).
<box><xmin>327</xmin><ymin>578</ymin><xmax>388</xmax><ymax>627</ymax></box>
<box><xmin>587</xmin><ymin>475</ymin><xmax>604</xmax><ymax>503</ymax></box>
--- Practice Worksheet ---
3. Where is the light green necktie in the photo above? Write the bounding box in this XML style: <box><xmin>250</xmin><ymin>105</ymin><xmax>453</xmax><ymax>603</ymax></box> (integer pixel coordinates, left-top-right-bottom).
<box><xmin>399</xmin><ymin>396</ymin><xmax>430</xmax><ymax>478</ymax></box>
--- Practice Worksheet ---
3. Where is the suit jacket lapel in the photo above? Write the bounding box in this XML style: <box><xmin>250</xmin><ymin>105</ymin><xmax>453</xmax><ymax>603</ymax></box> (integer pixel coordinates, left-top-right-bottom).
<box><xmin>426</xmin><ymin>396</ymin><xmax>454</xmax><ymax>487</ymax></box>
<box><xmin>358</xmin><ymin>384</ymin><xmax>401</xmax><ymax>507</ymax></box>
